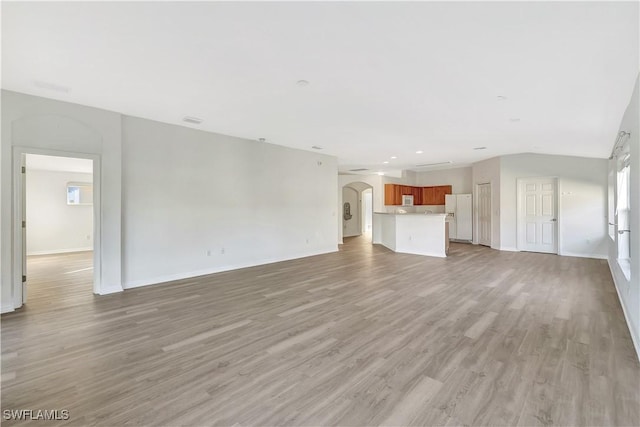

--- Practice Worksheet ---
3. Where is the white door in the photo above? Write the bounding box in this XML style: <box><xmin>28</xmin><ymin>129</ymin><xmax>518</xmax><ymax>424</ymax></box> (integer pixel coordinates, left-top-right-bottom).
<box><xmin>456</xmin><ymin>194</ymin><xmax>473</xmax><ymax>241</ymax></box>
<box><xmin>518</xmin><ymin>178</ymin><xmax>558</xmax><ymax>254</ymax></box>
<box><xmin>477</xmin><ymin>184</ymin><xmax>491</xmax><ymax>246</ymax></box>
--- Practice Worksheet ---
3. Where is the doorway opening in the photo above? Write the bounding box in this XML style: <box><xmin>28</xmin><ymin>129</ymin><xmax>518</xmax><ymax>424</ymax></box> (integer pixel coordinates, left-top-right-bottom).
<box><xmin>20</xmin><ymin>153</ymin><xmax>96</xmax><ymax>310</ymax></box>
<box><xmin>342</xmin><ymin>182</ymin><xmax>374</xmax><ymax>243</ymax></box>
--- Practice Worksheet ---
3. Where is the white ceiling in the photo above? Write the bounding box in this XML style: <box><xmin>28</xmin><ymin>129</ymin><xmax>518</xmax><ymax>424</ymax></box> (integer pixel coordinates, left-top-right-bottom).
<box><xmin>26</xmin><ymin>154</ymin><xmax>93</xmax><ymax>174</ymax></box>
<box><xmin>3</xmin><ymin>2</ymin><xmax>638</xmax><ymax>174</ymax></box>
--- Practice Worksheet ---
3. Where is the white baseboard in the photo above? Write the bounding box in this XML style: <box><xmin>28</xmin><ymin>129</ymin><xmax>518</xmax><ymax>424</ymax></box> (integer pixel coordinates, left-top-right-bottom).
<box><xmin>97</xmin><ymin>285</ymin><xmax>124</xmax><ymax>295</ymax></box>
<box><xmin>27</xmin><ymin>247</ymin><xmax>92</xmax><ymax>256</ymax></box>
<box><xmin>607</xmin><ymin>257</ymin><xmax>640</xmax><ymax>362</ymax></box>
<box><xmin>560</xmin><ymin>251</ymin><xmax>607</xmax><ymax>260</ymax></box>
<box><xmin>124</xmin><ymin>246</ymin><xmax>339</xmax><ymax>290</ymax></box>
<box><xmin>1</xmin><ymin>303</ymin><xmax>15</xmax><ymax>314</ymax></box>
<box><xmin>499</xmin><ymin>246</ymin><xmax>519</xmax><ymax>252</ymax></box>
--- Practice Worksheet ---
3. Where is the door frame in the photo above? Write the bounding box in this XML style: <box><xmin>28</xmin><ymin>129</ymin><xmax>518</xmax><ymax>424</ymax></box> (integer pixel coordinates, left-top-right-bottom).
<box><xmin>474</xmin><ymin>182</ymin><xmax>492</xmax><ymax>247</ymax></box>
<box><xmin>342</xmin><ymin>186</ymin><xmax>361</xmax><ymax>238</ymax></box>
<box><xmin>12</xmin><ymin>146</ymin><xmax>102</xmax><ymax>308</ymax></box>
<box><xmin>516</xmin><ymin>176</ymin><xmax>561</xmax><ymax>254</ymax></box>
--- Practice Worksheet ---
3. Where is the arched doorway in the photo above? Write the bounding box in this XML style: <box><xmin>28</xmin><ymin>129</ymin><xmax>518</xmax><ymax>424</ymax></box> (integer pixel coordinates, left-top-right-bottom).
<box><xmin>341</xmin><ymin>182</ymin><xmax>374</xmax><ymax>243</ymax></box>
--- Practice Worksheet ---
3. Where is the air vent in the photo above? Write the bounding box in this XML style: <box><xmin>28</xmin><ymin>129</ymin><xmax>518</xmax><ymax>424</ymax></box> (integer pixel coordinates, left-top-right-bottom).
<box><xmin>415</xmin><ymin>161</ymin><xmax>452</xmax><ymax>167</ymax></box>
<box><xmin>349</xmin><ymin>168</ymin><xmax>369</xmax><ymax>172</ymax></box>
<box><xmin>183</xmin><ymin>116</ymin><xmax>203</xmax><ymax>124</ymax></box>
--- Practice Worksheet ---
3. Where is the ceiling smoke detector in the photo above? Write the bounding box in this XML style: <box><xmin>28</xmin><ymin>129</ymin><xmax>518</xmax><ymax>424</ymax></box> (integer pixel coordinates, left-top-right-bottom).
<box><xmin>183</xmin><ymin>116</ymin><xmax>203</xmax><ymax>124</ymax></box>
<box><xmin>258</xmin><ymin>138</ymin><xmax>266</xmax><ymax>142</ymax></box>
<box><xmin>297</xmin><ymin>80</ymin><xmax>310</xmax><ymax>87</ymax></box>
<box><xmin>473</xmin><ymin>146</ymin><xmax>487</xmax><ymax>150</ymax></box>
<box><xmin>311</xmin><ymin>145</ymin><xmax>323</xmax><ymax>150</ymax></box>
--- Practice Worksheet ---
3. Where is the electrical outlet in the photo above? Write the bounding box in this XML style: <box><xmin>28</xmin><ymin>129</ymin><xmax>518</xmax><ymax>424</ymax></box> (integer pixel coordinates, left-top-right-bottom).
<box><xmin>206</xmin><ymin>250</ymin><xmax>212</xmax><ymax>256</ymax></box>
<box><xmin>221</xmin><ymin>247</ymin><xmax>225</xmax><ymax>255</ymax></box>
<box><xmin>306</xmin><ymin>238</ymin><xmax>309</xmax><ymax>244</ymax></box>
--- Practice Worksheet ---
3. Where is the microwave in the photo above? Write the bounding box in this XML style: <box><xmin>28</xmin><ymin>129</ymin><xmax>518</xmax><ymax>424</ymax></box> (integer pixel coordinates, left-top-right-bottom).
<box><xmin>402</xmin><ymin>195</ymin><xmax>414</xmax><ymax>206</ymax></box>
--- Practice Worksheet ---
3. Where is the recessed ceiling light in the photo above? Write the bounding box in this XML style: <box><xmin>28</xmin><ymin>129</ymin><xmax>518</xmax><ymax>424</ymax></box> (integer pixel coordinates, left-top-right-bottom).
<box><xmin>34</xmin><ymin>80</ymin><xmax>71</xmax><ymax>93</ymax></box>
<box><xmin>377</xmin><ymin>171</ymin><xmax>385</xmax><ymax>176</ymax></box>
<box><xmin>473</xmin><ymin>146</ymin><xmax>487</xmax><ymax>150</ymax></box>
<box><xmin>383</xmin><ymin>161</ymin><xmax>389</xmax><ymax>164</ymax></box>
<box><xmin>390</xmin><ymin>156</ymin><xmax>397</xmax><ymax>159</ymax></box>
<box><xmin>497</xmin><ymin>95</ymin><xmax>507</xmax><ymax>100</ymax></box>
<box><xmin>311</xmin><ymin>145</ymin><xmax>323</xmax><ymax>150</ymax></box>
<box><xmin>183</xmin><ymin>116</ymin><xmax>203</xmax><ymax>124</ymax></box>
<box><xmin>297</xmin><ymin>80</ymin><xmax>310</xmax><ymax>86</ymax></box>
<box><xmin>509</xmin><ymin>118</ymin><xmax>521</xmax><ymax>122</ymax></box>
<box><xmin>416</xmin><ymin>150</ymin><xmax>424</xmax><ymax>154</ymax></box>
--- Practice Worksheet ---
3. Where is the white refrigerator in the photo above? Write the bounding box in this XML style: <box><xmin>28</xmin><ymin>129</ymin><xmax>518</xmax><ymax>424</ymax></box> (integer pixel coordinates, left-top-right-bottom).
<box><xmin>445</xmin><ymin>194</ymin><xmax>472</xmax><ymax>241</ymax></box>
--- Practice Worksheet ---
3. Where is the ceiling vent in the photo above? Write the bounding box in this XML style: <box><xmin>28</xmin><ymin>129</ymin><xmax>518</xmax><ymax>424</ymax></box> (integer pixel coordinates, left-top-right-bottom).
<box><xmin>349</xmin><ymin>168</ymin><xmax>369</xmax><ymax>172</ymax></box>
<box><xmin>415</xmin><ymin>161</ymin><xmax>452</xmax><ymax>167</ymax></box>
<box><xmin>183</xmin><ymin>116</ymin><xmax>203</xmax><ymax>124</ymax></box>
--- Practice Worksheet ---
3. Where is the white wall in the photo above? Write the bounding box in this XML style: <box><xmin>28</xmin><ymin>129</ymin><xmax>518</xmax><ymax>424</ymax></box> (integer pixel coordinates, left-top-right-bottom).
<box><xmin>471</xmin><ymin>156</ymin><xmax>501</xmax><ymax>249</ymax></box>
<box><xmin>26</xmin><ymin>169</ymin><xmax>93</xmax><ymax>255</ymax></box>
<box><xmin>414</xmin><ymin>166</ymin><xmax>472</xmax><ymax>194</ymax></box>
<box><xmin>122</xmin><ymin>116</ymin><xmax>338</xmax><ymax>288</ymax></box>
<box><xmin>609</xmin><ymin>75</ymin><xmax>639</xmax><ymax>357</ymax></box>
<box><xmin>2</xmin><ymin>90</ymin><xmax>123</xmax><ymax>311</ymax></box>
<box><xmin>500</xmin><ymin>153</ymin><xmax>609</xmax><ymax>257</ymax></box>
<box><xmin>2</xmin><ymin>90</ymin><xmax>339</xmax><ymax>311</ymax></box>
<box><xmin>362</xmin><ymin>189</ymin><xmax>372</xmax><ymax>233</ymax></box>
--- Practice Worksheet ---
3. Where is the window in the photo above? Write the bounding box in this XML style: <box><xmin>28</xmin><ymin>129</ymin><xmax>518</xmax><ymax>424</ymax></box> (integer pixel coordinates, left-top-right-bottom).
<box><xmin>66</xmin><ymin>182</ymin><xmax>93</xmax><ymax>205</ymax></box>
<box><xmin>616</xmin><ymin>149</ymin><xmax>631</xmax><ymax>280</ymax></box>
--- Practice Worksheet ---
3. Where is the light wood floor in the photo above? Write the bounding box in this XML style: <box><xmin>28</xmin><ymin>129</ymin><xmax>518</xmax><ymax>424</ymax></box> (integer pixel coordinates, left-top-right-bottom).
<box><xmin>2</xmin><ymin>239</ymin><xmax>639</xmax><ymax>426</ymax></box>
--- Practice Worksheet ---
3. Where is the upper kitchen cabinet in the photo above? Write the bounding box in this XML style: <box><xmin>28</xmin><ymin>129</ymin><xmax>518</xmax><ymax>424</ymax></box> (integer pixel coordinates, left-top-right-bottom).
<box><xmin>384</xmin><ymin>184</ymin><xmax>452</xmax><ymax>205</ymax></box>
<box><xmin>433</xmin><ymin>185</ymin><xmax>452</xmax><ymax>205</ymax></box>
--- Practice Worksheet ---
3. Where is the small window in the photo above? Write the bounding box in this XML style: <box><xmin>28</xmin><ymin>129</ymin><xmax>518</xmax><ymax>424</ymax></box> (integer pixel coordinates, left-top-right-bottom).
<box><xmin>616</xmin><ymin>149</ymin><xmax>631</xmax><ymax>280</ymax></box>
<box><xmin>67</xmin><ymin>182</ymin><xmax>93</xmax><ymax>205</ymax></box>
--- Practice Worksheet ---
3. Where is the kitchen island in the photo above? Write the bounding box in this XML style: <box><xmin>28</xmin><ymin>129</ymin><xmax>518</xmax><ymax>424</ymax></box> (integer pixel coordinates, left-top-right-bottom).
<box><xmin>373</xmin><ymin>213</ymin><xmax>449</xmax><ymax>257</ymax></box>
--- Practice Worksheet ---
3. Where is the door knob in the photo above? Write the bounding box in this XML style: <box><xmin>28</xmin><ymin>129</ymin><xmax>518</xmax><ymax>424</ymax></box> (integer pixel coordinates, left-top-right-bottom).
<box><xmin>551</xmin><ymin>219</ymin><xmax>557</xmax><ymax>222</ymax></box>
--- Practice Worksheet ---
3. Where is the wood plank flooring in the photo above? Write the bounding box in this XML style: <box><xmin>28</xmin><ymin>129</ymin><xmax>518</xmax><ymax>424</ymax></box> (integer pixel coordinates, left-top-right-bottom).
<box><xmin>1</xmin><ymin>238</ymin><xmax>639</xmax><ymax>426</ymax></box>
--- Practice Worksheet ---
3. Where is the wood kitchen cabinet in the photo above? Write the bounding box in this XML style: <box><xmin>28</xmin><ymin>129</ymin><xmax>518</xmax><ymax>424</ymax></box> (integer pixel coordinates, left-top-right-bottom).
<box><xmin>433</xmin><ymin>185</ymin><xmax>452</xmax><ymax>205</ymax></box>
<box><xmin>384</xmin><ymin>184</ymin><xmax>452</xmax><ymax>205</ymax></box>
<box><xmin>421</xmin><ymin>187</ymin><xmax>435</xmax><ymax>205</ymax></box>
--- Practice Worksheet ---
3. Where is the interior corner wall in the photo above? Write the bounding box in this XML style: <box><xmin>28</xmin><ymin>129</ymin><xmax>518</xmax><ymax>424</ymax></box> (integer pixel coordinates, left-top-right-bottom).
<box><xmin>414</xmin><ymin>166</ymin><xmax>473</xmax><ymax>194</ymax></box>
<box><xmin>1</xmin><ymin>90</ymin><xmax>123</xmax><ymax>312</ymax></box>
<box><xmin>471</xmin><ymin>157</ymin><xmax>501</xmax><ymax>249</ymax></box>
<box><xmin>26</xmin><ymin>169</ymin><xmax>93</xmax><ymax>255</ymax></box>
<box><xmin>500</xmin><ymin>153</ymin><xmax>609</xmax><ymax>257</ymax></box>
<box><xmin>608</xmin><ymin>75</ymin><xmax>639</xmax><ymax>357</ymax></box>
<box><xmin>121</xmin><ymin>116</ymin><xmax>338</xmax><ymax>288</ymax></box>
